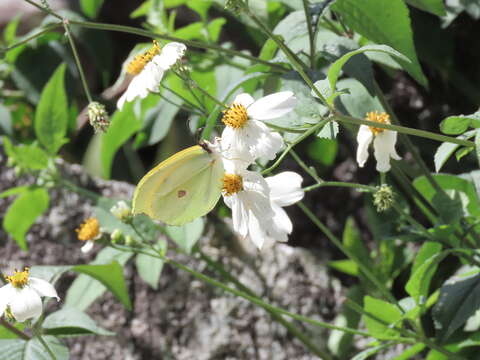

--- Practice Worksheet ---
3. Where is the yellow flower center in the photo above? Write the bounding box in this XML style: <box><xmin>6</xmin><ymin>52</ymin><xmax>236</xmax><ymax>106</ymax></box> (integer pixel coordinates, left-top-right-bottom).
<box><xmin>222</xmin><ymin>173</ymin><xmax>243</xmax><ymax>196</ymax></box>
<box><xmin>6</xmin><ymin>268</ymin><xmax>30</xmax><ymax>289</ymax></box>
<box><xmin>126</xmin><ymin>40</ymin><xmax>161</xmax><ymax>75</ymax></box>
<box><xmin>366</xmin><ymin>111</ymin><xmax>390</xmax><ymax>136</ymax></box>
<box><xmin>221</xmin><ymin>103</ymin><xmax>249</xmax><ymax>129</ymax></box>
<box><xmin>76</xmin><ymin>218</ymin><xmax>100</xmax><ymax>242</ymax></box>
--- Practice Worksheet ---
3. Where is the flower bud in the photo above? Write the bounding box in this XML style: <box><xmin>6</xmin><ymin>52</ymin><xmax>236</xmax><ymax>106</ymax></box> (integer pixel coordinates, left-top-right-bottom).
<box><xmin>110</xmin><ymin>229</ymin><xmax>123</xmax><ymax>244</ymax></box>
<box><xmin>87</xmin><ymin>101</ymin><xmax>110</xmax><ymax>133</ymax></box>
<box><xmin>110</xmin><ymin>201</ymin><xmax>132</xmax><ymax>222</ymax></box>
<box><xmin>373</xmin><ymin>185</ymin><xmax>394</xmax><ymax>212</ymax></box>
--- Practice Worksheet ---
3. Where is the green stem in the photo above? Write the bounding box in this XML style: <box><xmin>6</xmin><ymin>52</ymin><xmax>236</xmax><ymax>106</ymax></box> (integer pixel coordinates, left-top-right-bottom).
<box><xmin>198</xmin><ymin>251</ymin><xmax>331</xmax><ymax>359</ymax></box>
<box><xmin>334</xmin><ymin>114</ymin><xmax>474</xmax><ymax>147</ymax></box>
<box><xmin>161</xmin><ymin>84</ymin><xmax>208</xmax><ymax>115</ymax></box>
<box><xmin>302</xmin><ymin>0</ymin><xmax>315</xmax><ymax>68</ymax></box>
<box><xmin>304</xmin><ymin>181</ymin><xmax>375</xmax><ymax>193</ymax></box>
<box><xmin>2</xmin><ymin>22</ymin><xmax>62</xmax><ymax>53</ymax></box>
<box><xmin>0</xmin><ymin>318</ymin><xmax>30</xmax><ymax>340</ymax></box>
<box><xmin>298</xmin><ymin>201</ymin><xmax>403</xmax><ymax>312</ymax></box>
<box><xmin>58</xmin><ymin>178</ymin><xmax>99</xmax><ymax>201</ymax></box>
<box><xmin>244</xmin><ymin>7</ymin><xmax>332</xmax><ymax>109</ymax></box>
<box><xmin>24</xmin><ymin>0</ymin><xmax>62</xmax><ymax>19</ymax></box>
<box><xmin>174</xmin><ymin>71</ymin><xmax>226</xmax><ymax>108</ymax></box>
<box><xmin>262</xmin><ymin>119</ymin><xmax>328</xmax><ymax>175</ymax></box>
<box><xmin>63</xmin><ymin>21</ymin><xmax>93</xmax><ymax>103</ymax></box>
<box><xmin>111</xmin><ymin>244</ymin><xmax>369</xmax><ymax>338</ymax></box>
<box><xmin>35</xmin><ymin>332</ymin><xmax>57</xmax><ymax>360</ymax></box>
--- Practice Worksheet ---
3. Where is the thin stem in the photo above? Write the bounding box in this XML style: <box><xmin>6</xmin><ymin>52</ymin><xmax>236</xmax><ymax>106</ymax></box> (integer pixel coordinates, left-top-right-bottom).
<box><xmin>24</xmin><ymin>0</ymin><xmax>62</xmax><ymax>19</ymax></box>
<box><xmin>0</xmin><ymin>318</ymin><xmax>30</xmax><ymax>340</ymax></box>
<box><xmin>111</xmin><ymin>244</ymin><xmax>370</xmax><ymax>338</ymax></box>
<box><xmin>290</xmin><ymin>149</ymin><xmax>323</xmax><ymax>183</ymax></box>
<box><xmin>304</xmin><ymin>181</ymin><xmax>375</xmax><ymax>193</ymax></box>
<box><xmin>334</xmin><ymin>114</ymin><xmax>474</xmax><ymax>147</ymax></box>
<box><xmin>57</xmin><ymin>178</ymin><xmax>99</xmax><ymax>201</ymax></box>
<box><xmin>35</xmin><ymin>332</ymin><xmax>57</xmax><ymax>360</ymax></box>
<box><xmin>302</xmin><ymin>0</ymin><xmax>316</xmax><ymax>68</ymax></box>
<box><xmin>262</xmin><ymin>119</ymin><xmax>328</xmax><ymax>175</ymax></box>
<box><xmin>199</xmin><ymin>251</ymin><xmax>330</xmax><ymax>359</ymax></box>
<box><xmin>174</xmin><ymin>71</ymin><xmax>226</xmax><ymax>108</ymax></box>
<box><xmin>2</xmin><ymin>23</ymin><xmax>62</xmax><ymax>53</ymax></box>
<box><xmin>298</xmin><ymin>202</ymin><xmax>404</xmax><ymax>311</ymax></box>
<box><xmin>63</xmin><ymin>21</ymin><xmax>93</xmax><ymax>103</ymax></box>
<box><xmin>161</xmin><ymin>84</ymin><xmax>207</xmax><ymax>115</ymax></box>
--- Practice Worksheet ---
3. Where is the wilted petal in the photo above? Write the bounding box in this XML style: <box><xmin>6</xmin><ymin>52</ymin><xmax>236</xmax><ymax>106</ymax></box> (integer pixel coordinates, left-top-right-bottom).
<box><xmin>356</xmin><ymin>125</ymin><xmax>374</xmax><ymax>168</ymax></box>
<box><xmin>247</xmin><ymin>91</ymin><xmax>297</xmax><ymax>120</ymax></box>
<box><xmin>29</xmin><ymin>277</ymin><xmax>59</xmax><ymax>301</ymax></box>
<box><xmin>9</xmin><ymin>287</ymin><xmax>43</xmax><ymax>322</ymax></box>
<box><xmin>266</xmin><ymin>171</ymin><xmax>304</xmax><ymax>207</ymax></box>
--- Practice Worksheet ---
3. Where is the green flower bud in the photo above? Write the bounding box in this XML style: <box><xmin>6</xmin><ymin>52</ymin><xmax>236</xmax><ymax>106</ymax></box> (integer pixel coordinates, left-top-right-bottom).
<box><xmin>373</xmin><ymin>184</ymin><xmax>394</xmax><ymax>212</ymax></box>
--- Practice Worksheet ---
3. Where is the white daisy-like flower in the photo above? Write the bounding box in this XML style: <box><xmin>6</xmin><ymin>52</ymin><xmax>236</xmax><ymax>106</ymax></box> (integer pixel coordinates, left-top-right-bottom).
<box><xmin>76</xmin><ymin>217</ymin><xmax>102</xmax><ymax>253</ymax></box>
<box><xmin>356</xmin><ymin>111</ymin><xmax>401</xmax><ymax>173</ymax></box>
<box><xmin>264</xmin><ymin>171</ymin><xmax>304</xmax><ymax>243</ymax></box>
<box><xmin>221</xmin><ymin>159</ymin><xmax>275</xmax><ymax>250</ymax></box>
<box><xmin>220</xmin><ymin>91</ymin><xmax>297</xmax><ymax>162</ymax></box>
<box><xmin>0</xmin><ymin>268</ymin><xmax>59</xmax><ymax>322</ymax></box>
<box><xmin>117</xmin><ymin>41</ymin><xmax>186</xmax><ymax>110</ymax></box>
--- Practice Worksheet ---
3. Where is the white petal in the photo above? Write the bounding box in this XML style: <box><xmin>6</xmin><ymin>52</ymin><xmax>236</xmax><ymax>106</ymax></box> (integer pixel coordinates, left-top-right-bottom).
<box><xmin>154</xmin><ymin>42</ymin><xmax>186</xmax><ymax>70</ymax></box>
<box><xmin>356</xmin><ymin>125</ymin><xmax>374</xmax><ymax>168</ymax></box>
<box><xmin>29</xmin><ymin>278</ymin><xmax>59</xmax><ymax>301</ymax></box>
<box><xmin>266</xmin><ymin>171</ymin><xmax>304</xmax><ymax>207</ymax></box>
<box><xmin>242</xmin><ymin>170</ymin><xmax>271</xmax><ymax>198</ymax></box>
<box><xmin>247</xmin><ymin>91</ymin><xmax>297</xmax><ymax>120</ymax></box>
<box><xmin>229</xmin><ymin>195</ymin><xmax>249</xmax><ymax>237</ymax></box>
<box><xmin>81</xmin><ymin>241</ymin><xmax>95</xmax><ymax>253</ymax></box>
<box><xmin>247</xmin><ymin>211</ymin><xmax>268</xmax><ymax>250</ymax></box>
<box><xmin>373</xmin><ymin>130</ymin><xmax>400</xmax><ymax>173</ymax></box>
<box><xmin>0</xmin><ymin>284</ymin><xmax>14</xmax><ymax>316</ymax></box>
<box><xmin>9</xmin><ymin>287</ymin><xmax>43</xmax><ymax>322</ymax></box>
<box><xmin>220</xmin><ymin>127</ymin><xmax>255</xmax><ymax>164</ymax></box>
<box><xmin>232</xmin><ymin>93</ymin><xmax>255</xmax><ymax>108</ymax></box>
<box><xmin>244</xmin><ymin>120</ymin><xmax>283</xmax><ymax>161</ymax></box>
<box><xmin>271</xmin><ymin>204</ymin><xmax>293</xmax><ymax>236</ymax></box>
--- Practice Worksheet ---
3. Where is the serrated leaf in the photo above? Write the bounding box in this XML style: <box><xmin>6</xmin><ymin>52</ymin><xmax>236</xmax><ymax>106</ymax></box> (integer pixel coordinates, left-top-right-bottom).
<box><xmin>338</xmin><ymin>78</ymin><xmax>385</xmax><ymax>119</ymax></box>
<box><xmin>331</xmin><ymin>0</ymin><xmax>427</xmax><ymax>87</ymax></box>
<box><xmin>43</xmin><ymin>307</ymin><xmax>114</xmax><ymax>336</ymax></box>
<box><xmin>327</xmin><ymin>45</ymin><xmax>410</xmax><ymax>93</ymax></box>
<box><xmin>100</xmin><ymin>102</ymin><xmax>141</xmax><ymax>179</ymax></box>
<box><xmin>363</xmin><ymin>296</ymin><xmax>403</xmax><ymax>340</ymax></box>
<box><xmin>3</xmin><ymin>188</ymin><xmax>49</xmax><ymax>250</ymax></box>
<box><xmin>433</xmin><ymin>273</ymin><xmax>480</xmax><ymax>341</ymax></box>
<box><xmin>166</xmin><ymin>217</ymin><xmax>204</xmax><ymax>254</ymax></box>
<box><xmin>2</xmin><ymin>137</ymin><xmax>49</xmax><ymax>171</ymax></box>
<box><xmin>34</xmin><ymin>63</ymin><xmax>68</xmax><ymax>154</ymax></box>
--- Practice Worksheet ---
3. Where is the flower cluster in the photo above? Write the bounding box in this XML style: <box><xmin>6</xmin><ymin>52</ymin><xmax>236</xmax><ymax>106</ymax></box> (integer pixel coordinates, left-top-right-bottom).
<box><xmin>218</xmin><ymin>92</ymin><xmax>304</xmax><ymax>249</ymax></box>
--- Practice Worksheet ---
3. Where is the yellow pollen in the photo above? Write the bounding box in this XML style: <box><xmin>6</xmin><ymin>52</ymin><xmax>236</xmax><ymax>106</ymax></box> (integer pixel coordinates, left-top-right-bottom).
<box><xmin>222</xmin><ymin>173</ymin><xmax>243</xmax><ymax>196</ymax></box>
<box><xmin>76</xmin><ymin>217</ymin><xmax>100</xmax><ymax>242</ymax></box>
<box><xmin>221</xmin><ymin>103</ymin><xmax>249</xmax><ymax>129</ymax></box>
<box><xmin>6</xmin><ymin>268</ymin><xmax>30</xmax><ymax>289</ymax></box>
<box><xmin>366</xmin><ymin>111</ymin><xmax>390</xmax><ymax>136</ymax></box>
<box><xmin>126</xmin><ymin>40</ymin><xmax>161</xmax><ymax>75</ymax></box>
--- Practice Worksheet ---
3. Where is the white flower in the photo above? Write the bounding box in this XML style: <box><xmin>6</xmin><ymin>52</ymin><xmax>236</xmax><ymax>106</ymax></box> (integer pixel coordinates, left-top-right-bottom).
<box><xmin>220</xmin><ymin>91</ymin><xmax>297</xmax><ymax>162</ymax></box>
<box><xmin>117</xmin><ymin>41</ymin><xmax>186</xmax><ymax>110</ymax></box>
<box><xmin>0</xmin><ymin>268</ymin><xmax>59</xmax><ymax>322</ymax></box>
<box><xmin>221</xmin><ymin>159</ymin><xmax>275</xmax><ymax>249</ymax></box>
<box><xmin>110</xmin><ymin>200</ymin><xmax>132</xmax><ymax>222</ymax></box>
<box><xmin>264</xmin><ymin>171</ymin><xmax>304</xmax><ymax>243</ymax></box>
<box><xmin>356</xmin><ymin>111</ymin><xmax>401</xmax><ymax>173</ymax></box>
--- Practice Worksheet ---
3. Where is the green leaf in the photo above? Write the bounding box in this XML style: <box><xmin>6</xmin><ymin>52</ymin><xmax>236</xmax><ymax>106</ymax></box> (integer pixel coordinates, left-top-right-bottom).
<box><xmin>100</xmin><ymin>102</ymin><xmax>141</xmax><ymax>179</ymax></box>
<box><xmin>34</xmin><ymin>63</ymin><xmax>68</xmax><ymax>154</ymax></box>
<box><xmin>363</xmin><ymin>296</ymin><xmax>403</xmax><ymax>340</ymax></box>
<box><xmin>80</xmin><ymin>0</ymin><xmax>104</xmax><ymax>18</ymax></box>
<box><xmin>351</xmin><ymin>344</ymin><xmax>391</xmax><ymax>360</ymax></box>
<box><xmin>3</xmin><ymin>188</ymin><xmax>49</xmax><ymax>250</ymax></box>
<box><xmin>207</xmin><ymin>18</ymin><xmax>226</xmax><ymax>42</ymax></box>
<box><xmin>2</xmin><ymin>137</ymin><xmax>49</xmax><ymax>171</ymax></box>
<box><xmin>0</xmin><ymin>104</ymin><xmax>12</xmax><ymax>135</ymax></box>
<box><xmin>328</xmin><ymin>259</ymin><xmax>358</xmax><ymax>276</ymax></box>
<box><xmin>433</xmin><ymin>273</ymin><xmax>480</xmax><ymax>341</ymax></box>
<box><xmin>141</xmin><ymin>99</ymin><xmax>178</xmax><ymax>146</ymax></box>
<box><xmin>405</xmin><ymin>0</ymin><xmax>446</xmax><ymax>16</ymax></box>
<box><xmin>411</xmin><ymin>242</ymin><xmax>442</xmax><ymax>275</ymax></box>
<box><xmin>434</xmin><ymin>130</ymin><xmax>475</xmax><ymax>172</ymax></box>
<box><xmin>327</xmin><ymin>44</ymin><xmax>410</xmax><ymax>93</ymax></box>
<box><xmin>43</xmin><ymin>307</ymin><xmax>114</xmax><ymax>336</ymax></box>
<box><xmin>0</xmin><ymin>336</ymin><xmax>69</xmax><ymax>360</ymax></box>
<box><xmin>0</xmin><ymin>323</ymin><xmax>25</xmax><ymax>340</ymax></box>
<box><xmin>440</xmin><ymin>112</ymin><xmax>480</xmax><ymax>135</ymax></box>
<box><xmin>65</xmin><ymin>248</ymin><xmax>133</xmax><ymax>311</ymax></box>
<box><xmin>391</xmin><ymin>343</ymin><xmax>426</xmax><ymax>360</ymax></box>
<box><xmin>307</xmin><ymin>138</ymin><xmax>338</xmax><ymax>166</ymax></box>
<box><xmin>166</xmin><ymin>217</ymin><xmax>204</xmax><ymax>254</ymax></box>
<box><xmin>187</xmin><ymin>0</ymin><xmax>212</xmax><ymax>19</ymax></box>
<box><xmin>337</xmin><ymin>78</ymin><xmax>385</xmax><ymax>119</ymax></box>
<box><xmin>331</xmin><ymin>0</ymin><xmax>428</xmax><ymax>87</ymax></box>
<box><xmin>476</xmin><ymin>129</ymin><xmax>480</xmax><ymax>168</ymax></box>
<box><xmin>135</xmin><ymin>240</ymin><xmax>167</xmax><ymax>290</ymax></box>
<box><xmin>72</xmin><ymin>262</ymin><xmax>132</xmax><ymax>310</ymax></box>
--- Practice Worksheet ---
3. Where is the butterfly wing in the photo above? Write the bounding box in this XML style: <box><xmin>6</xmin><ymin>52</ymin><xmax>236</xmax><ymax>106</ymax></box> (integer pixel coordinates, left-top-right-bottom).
<box><xmin>132</xmin><ymin>145</ymin><xmax>223</xmax><ymax>225</ymax></box>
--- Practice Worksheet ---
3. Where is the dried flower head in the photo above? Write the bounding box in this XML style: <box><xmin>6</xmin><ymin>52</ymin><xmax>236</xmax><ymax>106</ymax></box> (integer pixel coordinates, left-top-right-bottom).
<box><xmin>373</xmin><ymin>185</ymin><xmax>394</xmax><ymax>212</ymax></box>
<box><xmin>88</xmin><ymin>101</ymin><xmax>110</xmax><ymax>133</ymax></box>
